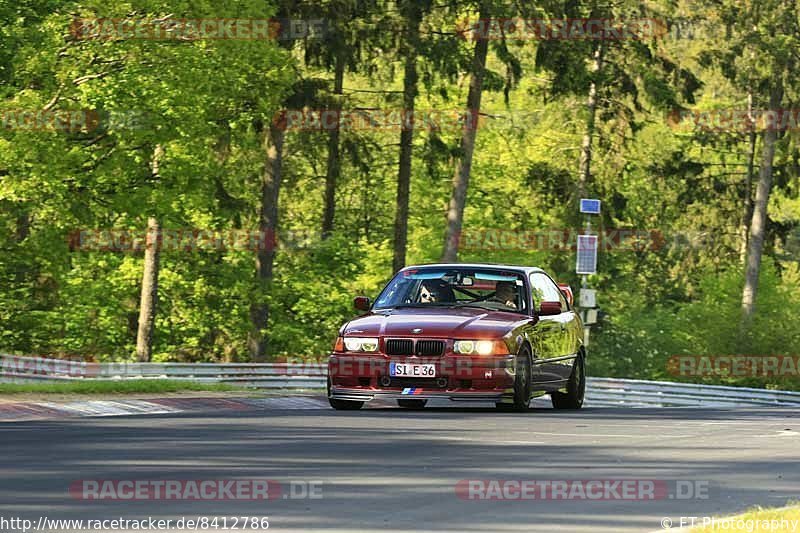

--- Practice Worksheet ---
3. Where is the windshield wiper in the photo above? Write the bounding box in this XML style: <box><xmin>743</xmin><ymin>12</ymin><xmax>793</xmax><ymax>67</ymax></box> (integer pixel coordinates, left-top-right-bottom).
<box><xmin>379</xmin><ymin>302</ymin><xmax>496</xmax><ymax>311</ymax></box>
<box><xmin>383</xmin><ymin>302</ymin><xmax>452</xmax><ymax>309</ymax></box>
<box><xmin>450</xmin><ymin>302</ymin><xmax>491</xmax><ymax>310</ymax></box>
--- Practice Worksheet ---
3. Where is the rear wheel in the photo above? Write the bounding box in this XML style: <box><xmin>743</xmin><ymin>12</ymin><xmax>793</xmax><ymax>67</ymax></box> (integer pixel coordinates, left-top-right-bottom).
<box><xmin>397</xmin><ymin>399</ymin><xmax>427</xmax><ymax>409</ymax></box>
<box><xmin>551</xmin><ymin>354</ymin><xmax>585</xmax><ymax>410</ymax></box>
<box><xmin>496</xmin><ymin>348</ymin><xmax>531</xmax><ymax>412</ymax></box>
<box><xmin>327</xmin><ymin>378</ymin><xmax>363</xmax><ymax>410</ymax></box>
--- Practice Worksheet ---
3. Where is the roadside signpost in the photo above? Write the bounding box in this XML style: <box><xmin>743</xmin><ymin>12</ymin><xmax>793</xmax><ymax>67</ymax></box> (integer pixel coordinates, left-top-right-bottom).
<box><xmin>579</xmin><ymin>288</ymin><xmax>596</xmax><ymax>308</ymax></box>
<box><xmin>577</xmin><ymin>199</ymin><xmax>600</xmax><ymax>346</ymax></box>
<box><xmin>584</xmin><ymin>308</ymin><xmax>598</xmax><ymax>325</ymax></box>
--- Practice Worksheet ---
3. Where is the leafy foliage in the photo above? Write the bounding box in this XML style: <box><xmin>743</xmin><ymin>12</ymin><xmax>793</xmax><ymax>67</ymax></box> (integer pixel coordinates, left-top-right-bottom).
<box><xmin>1</xmin><ymin>0</ymin><xmax>799</xmax><ymax>391</ymax></box>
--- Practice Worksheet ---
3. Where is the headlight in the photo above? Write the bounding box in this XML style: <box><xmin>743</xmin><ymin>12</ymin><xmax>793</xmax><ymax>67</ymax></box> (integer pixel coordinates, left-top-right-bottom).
<box><xmin>454</xmin><ymin>340</ymin><xmax>505</xmax><ymax>355</ymax></box>
<box><xmin>343</xmin><ymin>337</ymin><xmax>379</xmax><ymax>352</ymax></box>
<box><xmin>454</xmin><ymin>340</ymin><xmax>474</xmax><ymax>354</ymax></box>
<box><xmin>475</xmin><ymin>340</ymin><xmax>494</xmax><ymax>355</ymax></box>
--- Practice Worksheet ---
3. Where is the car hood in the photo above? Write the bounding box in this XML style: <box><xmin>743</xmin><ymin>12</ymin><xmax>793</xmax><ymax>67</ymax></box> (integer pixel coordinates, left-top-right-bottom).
<box><xmin>340</xmin><ymin>307</ymin><xmax>528</xmax><ymax>339</ymax></box>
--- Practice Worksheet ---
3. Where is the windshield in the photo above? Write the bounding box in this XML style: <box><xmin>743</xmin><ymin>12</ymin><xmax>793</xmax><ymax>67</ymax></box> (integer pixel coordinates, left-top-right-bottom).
<box><xmin>373</xmin><ymin>267</ymin><xmax>528</xmax><ymax>314</ymax></box>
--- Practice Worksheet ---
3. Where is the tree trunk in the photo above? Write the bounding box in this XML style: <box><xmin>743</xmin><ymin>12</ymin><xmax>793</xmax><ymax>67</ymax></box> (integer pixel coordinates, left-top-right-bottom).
<box><xmin>13</xmin><ymin>207</ymin><xmax>30</xmax><ymax>285</ymax></box>
<box><xmin>321</xmin><ymin>55</ymin><xmax>345</xmax><ymax>239</ymax></box>
<box><xmin>136</xmin><ymin>216</ymin><xmax>161</xmax><ymax>362</ymax></box>
<box><xmin>15</xmin><ymin>210</ymin><xmax>30</xmax><ymax>242</ymax></box>
<box><xmin>577</xmin><ymin>43</ymin><xmax>604</xmax><ymax>202</ymax></box>
<box><xmin>135</xmin><ymin>145</ymin><xmax>164</xmax><ymax>362</ymax></box>
<box><xmin>741</xmin><ymin>81</ymin><xmax>783</xmax><ymax>328</ymax></box>
<box><xmin>440</xmin><ymin>3</ymin><xmax>490</xmax><ymax>263</ymax></box>
<box><xmin>248</xmin><ymin>123</ymin><xmax>285</xmax><ymax>362</ymax></box>
<box><xmin>392</xmin><ymin>1</ymin><xmax>422</xmax><ymax>274</ymax></box>
<box><xmin>739</xmin><ymin>90</ymin><xmax>757</xmax><ymax>265</ymax></box>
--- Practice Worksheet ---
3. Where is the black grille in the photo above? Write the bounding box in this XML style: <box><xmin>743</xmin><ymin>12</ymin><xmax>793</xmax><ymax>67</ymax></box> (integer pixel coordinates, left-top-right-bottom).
<box><xmin>385</xmin><ymin>339</ymin><xmax>413</xmax><ymax>355</ymax></box>
<box><xmin>415</xmin><ymin>340</ymin><xmax>445</xmax><ymax>356</ymax></box>
<box><xmin>385</xmin><ymin>338</ymin><xmax>446</xmax><ymax>356</ymax></box>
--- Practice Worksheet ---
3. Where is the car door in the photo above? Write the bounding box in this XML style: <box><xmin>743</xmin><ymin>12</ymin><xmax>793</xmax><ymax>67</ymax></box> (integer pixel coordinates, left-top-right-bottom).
<box><xmin>529</xmin><ymin>273</ymin><xmax>575</xmax><ymax>382</ymax></box>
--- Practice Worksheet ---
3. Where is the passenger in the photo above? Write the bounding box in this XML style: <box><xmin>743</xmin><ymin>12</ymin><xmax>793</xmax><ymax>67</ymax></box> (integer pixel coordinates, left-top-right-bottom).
<box><xmin>493</xmin><ymin>281</ymin><xmax>518</xmax><ymax>309</ymax></box>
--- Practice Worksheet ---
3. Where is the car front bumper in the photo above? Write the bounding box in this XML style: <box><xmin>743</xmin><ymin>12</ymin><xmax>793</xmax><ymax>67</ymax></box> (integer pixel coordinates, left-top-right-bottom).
<box><xmin>328</xmin><ymin>353</ymin><xmax>516</xmax><ymax>403</ymax></box>
<box><xmin>329</xmin><ymin>386</ymin><xmax>508</xmax><ymax>403</ymax></box>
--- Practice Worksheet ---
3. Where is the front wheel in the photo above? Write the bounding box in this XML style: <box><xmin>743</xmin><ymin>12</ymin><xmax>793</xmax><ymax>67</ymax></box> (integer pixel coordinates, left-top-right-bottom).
<box><xmin>496</xmin><ymin>349</ymin><xmax>531</xmax><ymax>412</ymax></box>
<box><xmin>551</xmin><ymin>354</ymin><xmax>585</xmax><ymax>410</ymax></box>
<box><xmin>327</xmin><ymin>378</ymin><xmax>363</xmax><ymax>410</ymax></box>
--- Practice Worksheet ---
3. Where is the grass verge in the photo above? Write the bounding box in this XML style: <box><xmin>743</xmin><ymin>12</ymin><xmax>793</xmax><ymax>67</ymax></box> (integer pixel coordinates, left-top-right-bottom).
<box><xmin>0</xmin><ymin>379</ymin><xmax>239</xmax><ymax>395</ymax></box>
<box><xmin>689</xmin><ymin>504</ymin><xmax>800</xmax><ymax>532</ymax></box>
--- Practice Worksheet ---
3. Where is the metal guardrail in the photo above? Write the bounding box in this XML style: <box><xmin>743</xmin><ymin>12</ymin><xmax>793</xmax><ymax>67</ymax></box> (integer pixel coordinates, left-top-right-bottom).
<box><xmin>585</xmin><ymin>377</ymin><xmax>800</xmax><ymax>407</ymax></box>
<box><xmin>0</xmin><ymin>354</ymin><xmax>327</xmax><ymax>389</ymax></box>
<box><xmin>3</xmin><ymin>354</ymin><xmax>800</xmax><ymax>407</ymax></box>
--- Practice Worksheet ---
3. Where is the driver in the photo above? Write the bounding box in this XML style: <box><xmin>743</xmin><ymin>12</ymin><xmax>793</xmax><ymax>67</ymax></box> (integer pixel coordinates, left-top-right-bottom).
<box><xmin>418</xmin><ymin>280</ymin><xmax>455</xmax><ymax>304</ymax></box>
<box><xmin>493</xmin><ymin>281</ymin><xmax>518</xmax><ymax>309</ymax></box>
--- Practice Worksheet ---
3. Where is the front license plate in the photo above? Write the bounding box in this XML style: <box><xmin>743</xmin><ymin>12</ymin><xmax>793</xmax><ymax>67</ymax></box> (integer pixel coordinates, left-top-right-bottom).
<box><xmin>390</xmin><ymin>363</ymin><xmax>436</xmax><ymax>377</ymax></box>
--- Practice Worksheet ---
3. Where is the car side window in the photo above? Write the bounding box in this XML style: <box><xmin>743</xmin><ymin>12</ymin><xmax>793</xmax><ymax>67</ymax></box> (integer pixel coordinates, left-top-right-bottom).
<box><xmin>529</xmin><ymin>273</ymin><xmax>567</xmax><ymax>312</ymax></box>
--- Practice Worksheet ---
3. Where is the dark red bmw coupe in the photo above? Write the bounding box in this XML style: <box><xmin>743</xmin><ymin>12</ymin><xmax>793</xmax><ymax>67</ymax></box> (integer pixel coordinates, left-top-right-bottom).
<box><xmin>327</xmin><ymin>264</ymin><xmax>585</xmax><ymax>411</ymax></box>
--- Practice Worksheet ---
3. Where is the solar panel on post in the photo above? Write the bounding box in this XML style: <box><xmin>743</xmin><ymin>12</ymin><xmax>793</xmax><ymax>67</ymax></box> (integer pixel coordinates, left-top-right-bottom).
<box><xmin>576</xmin><ymin>235</ymin><xmax>598</xmax><ymax>275</ymax></box>
<box><xmin>579</xmin><ymin>199</ymin><xmax>601</xmax><ymax>214</ymax></box>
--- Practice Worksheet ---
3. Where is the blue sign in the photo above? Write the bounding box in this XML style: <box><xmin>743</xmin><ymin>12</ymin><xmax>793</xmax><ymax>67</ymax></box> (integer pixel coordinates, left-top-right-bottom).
<box><xmin>580</xmin><ymin>198</ymin><xmax>601</xmax><ymax>214</ymax></box>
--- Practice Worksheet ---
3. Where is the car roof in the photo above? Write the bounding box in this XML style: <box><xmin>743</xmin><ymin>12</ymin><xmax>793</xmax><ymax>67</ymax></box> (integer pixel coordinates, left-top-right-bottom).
<box><xmin>400</xmin><ymin>263</ymin><xmax>545</xmax><ymax>275</ymax></box>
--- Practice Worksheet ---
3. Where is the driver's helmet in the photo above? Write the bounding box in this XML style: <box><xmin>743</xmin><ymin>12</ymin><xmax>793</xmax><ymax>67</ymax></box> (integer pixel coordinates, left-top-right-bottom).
<box><xmin>419</xmin><ymin>279</ymin><xmax>456</xmax><ymax>303</ymax></box>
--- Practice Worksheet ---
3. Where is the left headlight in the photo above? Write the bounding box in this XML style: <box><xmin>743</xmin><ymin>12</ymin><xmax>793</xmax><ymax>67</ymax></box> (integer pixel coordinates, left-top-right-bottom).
<box><xmin>343</xmin><ymin>337</ymin><xmax>379</xmax><ymax>352</ymax></box>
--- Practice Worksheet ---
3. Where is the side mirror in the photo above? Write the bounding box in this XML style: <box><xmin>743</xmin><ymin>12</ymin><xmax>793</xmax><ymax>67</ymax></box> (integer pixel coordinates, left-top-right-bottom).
<box><xmin>557</xmin><ymin>283</ymin><xmax>573</xmax><ymax>307</ymax></box>
<box><xmin>538</xmin><ymin>301</ymin><xmax>562</xmax><ymax>316</ymax></box>
<box><xmin>353</xmin><ymin>296</ymin><xmax>371</xmax><ymax>311</ymax></box>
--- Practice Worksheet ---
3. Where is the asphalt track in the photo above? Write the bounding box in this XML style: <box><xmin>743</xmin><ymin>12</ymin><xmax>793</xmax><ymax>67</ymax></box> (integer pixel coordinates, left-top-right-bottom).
<box><xmin>0</xmin><ymin>398</ymin><xmax>798</xmax><ymax>532</ymax></box>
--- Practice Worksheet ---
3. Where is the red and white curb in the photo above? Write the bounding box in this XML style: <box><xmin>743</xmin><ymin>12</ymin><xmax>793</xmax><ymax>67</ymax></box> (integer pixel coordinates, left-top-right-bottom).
<box><xmin>0</xmin><ymin>399</ymin><xmax>182</xmax><ymax>421</ymax></box>
<box><xmin>0</xmin><ymin>396</ymin><xmax>334</xmax><ymax>422</ymax></box>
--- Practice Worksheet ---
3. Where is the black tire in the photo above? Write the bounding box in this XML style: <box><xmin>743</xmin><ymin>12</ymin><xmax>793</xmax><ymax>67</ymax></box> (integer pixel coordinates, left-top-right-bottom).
<box><xmin>397</xmin><ymin>399</ymin><xmax>427</xmax><ymax>409</ymax></box>
<box><xmin>496</xmin><ymin>348</ymin><xmax>531</xmax><ymax>411</ymax></box>
<box><xmin>327</xmin><ymin>378</ymin><xmax>363</xmax><ymax>410</ymax></box>
<box><xmin>551</xmin><ymin>354</ymin><xmax>585</xmax><ymax>410</ymax></box>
